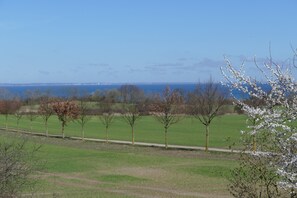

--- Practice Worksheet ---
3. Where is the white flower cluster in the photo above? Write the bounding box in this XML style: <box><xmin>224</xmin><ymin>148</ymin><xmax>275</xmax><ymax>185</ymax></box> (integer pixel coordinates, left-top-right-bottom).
<box><xmin>221</xmin><ymin>58</ymin><xmax>297</xmax><ymax>189</ymax></box>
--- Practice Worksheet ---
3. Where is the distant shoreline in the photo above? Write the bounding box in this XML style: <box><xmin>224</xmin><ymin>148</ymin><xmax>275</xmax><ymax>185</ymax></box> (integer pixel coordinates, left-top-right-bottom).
<box><xmin>0</xmin><ymin>83</ymin><xmax>270</xmax><ymax>100</ymax></box>
<box><xmin>0</xmin><ymin>83</ymin><xmax>198</xmax><ymax>98</ymax></box>
<box><xmin>0</xmin><ymin>82</ymin><xmax>198</xmax><ymax>87</ymax></box>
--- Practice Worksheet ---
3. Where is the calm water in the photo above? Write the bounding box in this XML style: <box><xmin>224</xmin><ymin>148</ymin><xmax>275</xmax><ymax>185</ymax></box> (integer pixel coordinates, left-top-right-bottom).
<box><xmin>0</xmin><ymin>83</ymin><xmax>265</xmax><ymax>99</ymax></box>
<box><xmin>0</xmin><ymin>83</ymin><xmax>198</xmax><ymax>98</ymax></box>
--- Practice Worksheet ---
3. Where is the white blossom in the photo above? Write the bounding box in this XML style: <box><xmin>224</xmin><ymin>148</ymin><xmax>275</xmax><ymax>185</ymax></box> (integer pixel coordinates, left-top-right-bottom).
<box><xmin>221</xmin><ymin>56</ymin><xmax>297</xmax><ymax>190</ymax></box>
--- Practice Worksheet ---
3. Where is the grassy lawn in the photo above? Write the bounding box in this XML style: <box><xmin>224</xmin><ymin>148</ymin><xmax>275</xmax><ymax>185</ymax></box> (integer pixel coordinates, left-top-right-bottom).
<box><xmin>0</xmin><ymin>131</ymin><xmax>238</xmax><ymax>197</ymax></box>
<box><xmin>0</xmin><ymin>114</ymin><xmax>247</xmax><ymax>149</ymax></box>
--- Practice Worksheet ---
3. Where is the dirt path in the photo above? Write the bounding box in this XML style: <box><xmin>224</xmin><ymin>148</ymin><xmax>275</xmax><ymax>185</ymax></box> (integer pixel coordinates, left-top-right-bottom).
<box><xmin>2</xmin><ymin>128</ymin><xmax>240</xmax><ymax>153</ymax></box>
<box><xmin>39</xmin><ymin>172</ymin><xmax>232</xmax><ymax>198</ymax></box>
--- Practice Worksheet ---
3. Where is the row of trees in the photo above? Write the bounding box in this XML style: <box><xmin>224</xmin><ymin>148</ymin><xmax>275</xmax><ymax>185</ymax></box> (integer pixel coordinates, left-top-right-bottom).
<box><xmin>0</xmin><ymin>83</ymin><xmax>228</xmax><ymax>151</ymax></box>
<box><xmin>0</xmin><ymin>84</ymin><xmax>227</xmax><ymax>197</ymax></box>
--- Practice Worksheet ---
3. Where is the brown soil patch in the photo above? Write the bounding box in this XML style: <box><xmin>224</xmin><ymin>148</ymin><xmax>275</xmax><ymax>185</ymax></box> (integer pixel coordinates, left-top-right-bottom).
<box><xmin>39</xmin><ymin>171</ymin><xmax>232</xmax><ymax>198</ymax></box>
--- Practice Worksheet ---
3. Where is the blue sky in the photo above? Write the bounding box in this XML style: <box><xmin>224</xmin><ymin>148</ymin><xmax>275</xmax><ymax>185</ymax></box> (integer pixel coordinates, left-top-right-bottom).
<box><xmin>0</xmin><ymin>0</ymin><xmax>296</xmax><ymax>83</ymax></box>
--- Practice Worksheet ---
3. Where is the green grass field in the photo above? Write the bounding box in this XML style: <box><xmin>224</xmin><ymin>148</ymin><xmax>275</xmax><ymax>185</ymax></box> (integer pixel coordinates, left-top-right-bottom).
<box><xmin>0</xmin><ymin>114</ymin><xmax>247</xmax><ymax>149</ymax></box>
<box><xmin>0</xmin><ymin>131</ymin><xmax>238</xmax><ymax>197</ymax></box>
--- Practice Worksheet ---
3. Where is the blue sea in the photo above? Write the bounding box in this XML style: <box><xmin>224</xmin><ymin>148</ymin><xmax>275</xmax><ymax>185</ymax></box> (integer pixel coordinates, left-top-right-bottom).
<box><xmin>0</xmin><ymin>83</ymin><xmax>258</xmax><ymax>99</ymax></box>
<box><xmin>0</xmin><ymin>83</ymin><xmax>198</xmax><ymax>98</ymax></box>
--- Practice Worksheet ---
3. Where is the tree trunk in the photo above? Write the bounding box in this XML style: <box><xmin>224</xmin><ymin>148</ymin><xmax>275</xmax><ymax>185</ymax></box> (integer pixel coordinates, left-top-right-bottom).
<box><xmin>81</xmin><ymin>125</ymin><xmax>84</xmax><ymax>141</ymax></box>
<box><xmin>45</xmin><ymin>121</ymin><xmax>48</xmax><ymax>137</ymax></box>
<box><xmin>30</xmin><ymin>120</ymin><xmax>33</xmax><ymax>132</ymax></box>
<box><xmin>165</xmin><ymin>127</ymin><xmax>168</xmax><ymax>149</ymax></box>
<box><xmin>132</xmin><ymin>126</ymin><xmax>134</xmax><ymax>145</ymax></box>
<box><xmin>17</xmin><ymin>121</ymin><xmax>19</xmax><ymax>132</ymax></box>
<box><xmin>5</xmin><ymin>114</ymin><xmax>8</xmax><ymax>130</ymax></box>
<box><xmin>105</xmin><ymin>126</ymin><xmax>109</xmax><ymax>143</ymax></box>
<box><xmin>62</xmin><ymin>123</ymin><xmax>65</xmax><ymax>139</ymax></box>
<box><xmin>205</xmin><ymin>125</ymin><xmax>209</xmax><ymax>151</ymax></box>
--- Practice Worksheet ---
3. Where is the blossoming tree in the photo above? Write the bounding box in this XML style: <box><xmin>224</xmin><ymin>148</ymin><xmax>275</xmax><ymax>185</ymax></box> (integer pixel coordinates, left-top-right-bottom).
<box><xmin>52</xmin><ymin>100</ymin><xmax>80</xmax><ymax>139</ymax></box>
<box><xmin>221</xmin><ymin>55</ymin><xmax>297</xmax><ymax>197</ymax></box>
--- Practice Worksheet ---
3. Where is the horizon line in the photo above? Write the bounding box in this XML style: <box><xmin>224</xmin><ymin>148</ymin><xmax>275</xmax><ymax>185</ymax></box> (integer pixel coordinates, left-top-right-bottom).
<box><xmin>0</xmin><ymin>81</ymin><xmax>208</xmax><ymax>86</ymax></box>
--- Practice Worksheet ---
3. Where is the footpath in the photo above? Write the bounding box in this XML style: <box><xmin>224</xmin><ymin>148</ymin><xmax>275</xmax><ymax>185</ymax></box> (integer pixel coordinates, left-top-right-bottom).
<box><xmin>1</xmin><ymin>128</ymin><xmax>240</xmax><ymax>153</ymax></box>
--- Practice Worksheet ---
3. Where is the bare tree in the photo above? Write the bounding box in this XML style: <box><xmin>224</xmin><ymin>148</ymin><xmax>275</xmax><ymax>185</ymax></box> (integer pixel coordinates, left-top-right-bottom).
<box><xmin>104</xmin><ymin>89</ymin><xmax>121</xmax><ymax>103</ymax></box>
<box><xmin>38</xmin><ymin>97</ymin><xmax>54</xmax><ymax>136</ymax></box>
<box><xmin>152</xmin><ymin>86</ymin><xmax>183</xmax><ymax>149</ymax></box>
<box><xmin>52</xmin><ymin>100</ymin><xmax>79</xmax><ymax>139</ymax></box>
<box><xmin>24</xmin><ymin>89</ymin><xmax>41</xmax><ymax>132</ymax></box>
<box><xmin>99</xmin><ymin>101</ymin><xmax>115</xmax><ymax>143</ymax></box>
<box><xmin>118</xmin><ymin>84</ymin><xmax>145</xmax><ymax>103</ymax></box>
<box><xmin>0</xmin><ymin>100</ymin><xmax>22</xmax><ymax>130</ymax></box>
<box><xmin>0</xmin><ymin>139</ymin><xmax>42</xmax><ymax>197</ymax></box>
<box><xmin>91</xmin><ymin>90</ymin><xmax>103</xmax><ymax>101</ymax></box>
<box><xmin>25</xmin><ymin>112</ymin><xmax>38</xmax><ymax>132</ymax></box>
<box><xmin>76</xmin><ymin>99</ymin><xmax>92</xmax><ymax>140</ymax></box>
<box><xmin>14</xmin><ymin>110</ymin><xmax>23</xmax><ymax>132</ymax></box>
<box><xmin>229</xmin><ymin>153</ymin><xmax>281</xmax><ymax>198</ymax></box>
<box><xmin>188</xmin><ymin>80</ymin><xmax>227</xmax><ymax>151</ymax></box>
<box><xmin>24</xmin><ymin>89</ymin><xmax>41</xmax><ymax>106</ymax></box>
<box><xmin>122</xmin><ymin>104</ymin><xmax>141</xmax><ymax>145</ymax></box>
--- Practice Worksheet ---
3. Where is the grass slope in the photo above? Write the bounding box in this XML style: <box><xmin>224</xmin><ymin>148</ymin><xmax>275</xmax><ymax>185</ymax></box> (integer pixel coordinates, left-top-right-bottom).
<box><xmin>0</xmin><ymin>131</ymin><xmax>237</xmax><ymax>197</ymax></box>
